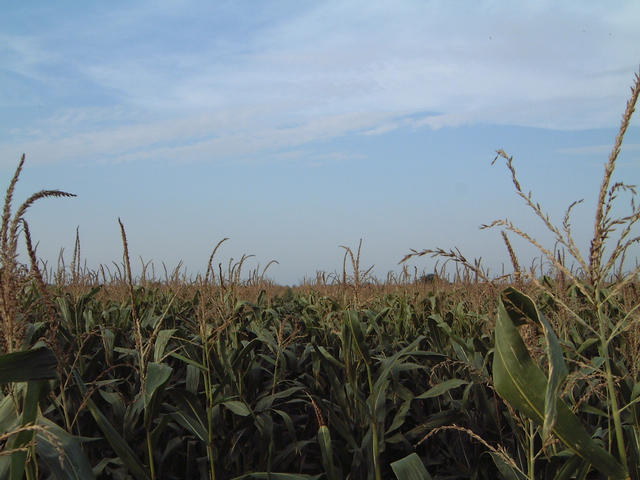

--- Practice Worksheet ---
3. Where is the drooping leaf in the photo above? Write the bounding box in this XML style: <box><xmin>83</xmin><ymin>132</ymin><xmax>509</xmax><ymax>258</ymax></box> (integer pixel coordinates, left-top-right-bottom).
<box><xmin>100</xmin><ymin>327</ymin><xmax>115</xmax><ymax>365</ymax></box>
<box><xmin>222</xmin><ymin>400</ymin><xmax>251</xmax><ymax>417</ymax></box>
<box><xmin>10</xmin><ymin>381</ymin><xmax>42</xmax><ymax>480</ymax></box>
<box><xmin>0</xmin><ymin>385</ymin><xmax>21</xmax><ymax>433</ymax></box>
<box><xmin>416</xmin><ymin>379</ymin><xmax>468</xmax><ymax>400</ymax></box>
<box><xmin>170</xmin><ymin>352</ymin><xmax>205</xmax><ymax>371</ymax></box>
<box><xmin>493</xmin><ymin>295</ymin><xmax>627</xmax><ymax>479</ymax></box>
<box><xmin>345</xmin><ymin>310</ymin><xmax>371</xmax><ymax>364</ymax></box>
<box><xmin>144</xmin><ymin>362</ymin><xmax>172</xmax><ymax>409</ymax></box>
<box><xmin>168</xmin><ymin>389</ymin><xmax>208</xmax><ymax>442</ymax></box>
<box><xmin>153</xmin><ymin>329</ymin><xmax>177</xmax><ymax>363</ymax></box>
<box><xmin>313</xmin><ymin>345</ymin><xmax>344</xmax><ymax>371</ymax></box>
<box><xmin>502</xmin><ymin>287</ymin><xmax>569</xmax><ymax>440</ymax></box>
<box><xmin>386</xmin><ymin>399</ymin><xmax>412</xmax><ymax>435</ymax></box>
<box><xmin>488</xmin><ymin>452</ymin><xmax>528</xmax><ymax>480</ymax></box>
<box><xmin>318</xmin><ymin>425</ymin><xmax>339</xmax><ymax>480</ymax></box>
<box><xmin>0</xmin><ymin>348</ymin><xmax>57</xmax><ymax>383</ymax></box>
<box><xmin>35</xmin><ymin>416</ymin><xmax>96</xmax><ymax>480</ymax></box>
<box><xmin>185</xmin><ymin>363</ymin><xmax>200</xmax><ymax>393</ymax></box>
<box><xmin>390</xmin><ymin>453</ymin><xmax>432</xmax><ymax>480</ymax></box>
<box><xmin>552</xmin><ymin>454</ymin><xmax>587</xmax><ymax>480</ymax></box>
<box><xmin>72</xmin><ymin>371</ymin><xmax>150</xmax><ymax>480</ymax></box>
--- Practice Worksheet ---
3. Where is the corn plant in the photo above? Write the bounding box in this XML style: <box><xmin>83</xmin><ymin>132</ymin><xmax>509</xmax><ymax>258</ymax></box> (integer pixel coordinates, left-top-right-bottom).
<box><xmin>405</xmin><ymin>70</ymin><xmax>640</xmax><ymax>479</ymax></box>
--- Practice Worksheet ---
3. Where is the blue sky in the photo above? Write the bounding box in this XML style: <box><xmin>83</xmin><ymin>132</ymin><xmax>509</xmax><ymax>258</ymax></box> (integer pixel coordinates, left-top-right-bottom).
<box><xmin>1</xmin><ymin>1</ymin><xmax>639</xmax><ymax>284</ymax></box>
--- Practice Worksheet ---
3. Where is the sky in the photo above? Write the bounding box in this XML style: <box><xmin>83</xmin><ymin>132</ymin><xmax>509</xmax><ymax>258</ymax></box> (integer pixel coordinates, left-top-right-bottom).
<box><xmin>1</xmin><ymin>1</ymin><xmax>640</xmax><ymax>285</ymax></box>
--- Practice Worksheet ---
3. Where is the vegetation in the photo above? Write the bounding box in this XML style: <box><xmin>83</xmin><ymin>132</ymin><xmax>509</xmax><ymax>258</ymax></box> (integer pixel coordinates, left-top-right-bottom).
<box><xmin>0</xmin><ymin>72</ymin><xmax>638</xmax><ymax>479</ymax></box>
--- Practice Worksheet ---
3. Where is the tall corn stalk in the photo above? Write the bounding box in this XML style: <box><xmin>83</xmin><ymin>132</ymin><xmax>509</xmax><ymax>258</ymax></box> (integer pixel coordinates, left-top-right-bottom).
<box><xmin>484</xmin><ymin>72</ymin><xmax>640</xmax><ymax>477</ymax></box>
<box><xmin>0</xmin><ymin>155</ymin><xmax>75</xmax><ymax>479</ymax></box>
<box><xmin>404</xmin><ymin>70</ymin><xmax>640</xmax><ymax>479</ymax></box>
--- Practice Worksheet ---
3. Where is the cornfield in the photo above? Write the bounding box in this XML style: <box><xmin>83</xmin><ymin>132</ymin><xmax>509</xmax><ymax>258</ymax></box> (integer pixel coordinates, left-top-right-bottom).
<box><xmin>0</xmin><ymin>72</ymin><xmax>639</xmax><ymax>479</ymax></box>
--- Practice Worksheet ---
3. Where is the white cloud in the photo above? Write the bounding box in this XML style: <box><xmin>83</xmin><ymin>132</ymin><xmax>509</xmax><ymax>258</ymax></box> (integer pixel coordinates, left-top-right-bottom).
<box><xmin>557</xmin><ymin>143</ymin><xmax>640</xmax><ymax>155</ymax></box>
<box><xmin>0</xmin><ymin>109</ymin><xmax>393</xmax><ymax>166</ymax></box>
<box><xmin>2</xmin><ymin>0</ymin><xmax>640</xmax><ymax>165</ymax></box>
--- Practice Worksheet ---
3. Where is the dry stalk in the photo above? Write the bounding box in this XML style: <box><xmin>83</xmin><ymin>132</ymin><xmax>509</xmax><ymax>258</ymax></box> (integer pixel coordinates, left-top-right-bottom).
<box><xmin>305</xmin><ymin>391</ymin><xmax>325</xmax><ymax>427</ymax></box>
<box><xmin>590</xmin><ymin>71</ymin><xmax>640</xmax><ymax>285</ymax></box>
<box><xmin>401</xmin><ymin>247</ymin><xmax>493</xmax><ymax>286</ymax></box>
<box><xmin>204</xmin><ymin>238</ymin><xmax>229</xmax><ymax>286</ymax></box>
<box><xmin>118</xmin><ymin>218</ymin><xmax>144</xmax><ymax>379</ymax></box>
<box><xmin>340</xmin><ymin>239</ymin><xmax>374</xmax><ymax>305</ymax></box>
<box><xmin>22</xmin><ymin>220</ymin><xmax>62</xmax><ymax>356</ymax></box>
<box><xmin>0</xmin><ymin>155</ymin><xmax>75</xmax><ymax>352</ymax></box>
<box><xmin>416</xmin><ymin>424</ymin><xmax>522</xmax><ymax>474</ymax></box>
<box><xmin>71</xmin><ymin>227</ymin><xmax>80</xmax><ymax>284</ymax></box>
<box><xmin>233</xmin><ymin>254</ymin><xmax>255</xmax><ymax>285</ymax></box>
<box><xmin>501</xmin><ymin>231</ymin><xmax>522</xmax><ymax>284</ymax></box>
<box><xmin>260</xmin><ymin>259</ymin><xmax>279</xmax><ymax>283</ymax></box>
<box><xmin>0</xmin><ymin>423</ymin><xmax>64</xmax><ymax>465</ymax></box>
<box><xmin>481</xmin><ymin>218</ymin><xmax>593</xmax><ymax>302</ymax></box>
<box><xmin>490</xmin><ymin>150</ymin><xmax>589</xmax><ymax>278</ymax></box>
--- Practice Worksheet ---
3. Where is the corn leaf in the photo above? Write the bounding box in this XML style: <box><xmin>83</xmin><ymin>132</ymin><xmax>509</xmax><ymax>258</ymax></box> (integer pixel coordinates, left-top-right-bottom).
<box><xmin>222</xmin><ymin>400</ymin><xmax>251</xmax><ymax>416</ymax></box>
<box><xmin>153</xmin><ymin>329</ymin><xmax>177</xmax><ymax>363</ymax></box>
<box><xmin>72</xmin><ymin>371</ymin><xmax>150</xmax><ymax>480</ymax></box>
<box><xmin>502</xmin><ymin>287</ymin><xmax>569</xmax><ymax>441</ymax></box>
<box><xmin>345</xmin><ymin>311</ymin><xmax>371</xmax><ymax>364</ymax></box>
<box><xmin>318</xmin><ymin>425</ymin><xmax>339</xmax><ymax>480</ymax></box>
<box><xmin>10</xmin><ymin>381</ymin><xmax>41</xmax><ymax>480</ymax></box>
<box><xmin>488</xmin><ymin>453</ymin><xmax>527</xmax><ymax>480</ymax></box>
<box><xmin>35</xmin><ymin>416</ymin><xmax>96</xmax><ymax>480</ymax></box>
<box><xmin>493</xmin><ymin>295</ymin><xmax>627</xmax><ymax>479</ymax></box>
<box><xmin>144</xmin><ymin>362</ymin><xmax>172</xmax><ymax>409</ymax></box>
<box><xmin>0</xmin><ymin>348</ymin><xmax>57</xmax><ymax>383</ymax></box>
<box><xmin>390</xmin><ymin>453</ymin><xmax>432</xmax><ymax>480</ymax></box>
<box><xmin>416</xmin><ymin>379</ymin><xmax>468</xmax><ymax>399</ymax></box>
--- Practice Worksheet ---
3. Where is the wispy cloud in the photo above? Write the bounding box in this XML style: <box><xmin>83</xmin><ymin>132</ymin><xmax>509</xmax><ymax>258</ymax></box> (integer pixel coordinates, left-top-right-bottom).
<box><xmin>557</xmin><ymin>143</ymin><xmax>640</xmax><ymax>155</ymax></box>
<box><xmin>0</xmin><ymin>109</ymin><xmax>392</xmax><ymax>166</ymax></box>
<box><xmin>1</xmin><ymin>0</ymin><xmax>639</xmax><ymax>165</ymax></box>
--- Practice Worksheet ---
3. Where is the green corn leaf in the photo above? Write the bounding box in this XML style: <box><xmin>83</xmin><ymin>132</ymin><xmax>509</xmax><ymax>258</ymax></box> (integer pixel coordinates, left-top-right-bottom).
<box><xmin>318</xmin><ymin>425</ymin><xmax>339</xmax><ymax>480</ymax></box>
<box><xmin>0</xmin><ymin>348</ymin><xmax>57</xmax><ymax>383</ymax></box>
<box><xmin>390</xmin><ymin>453</ymin><xmax>432</xmax><ymax>480</ymax></box>
<box><xmin>502</xmin><ymin>287</ymin><xmax>569</xmax><ymax>441</ymax></box>
<box><xmin>100</xmin><ymin>327</ymin><xmax>115</xmax><ymax>365</ymax></box>
<box><xmin>372</xmin><ymin>336</ymin><xmax>425</xmax><ymax>394</ymax></box>
<box><xmin>0</xmin><ymin>385</ymin><xmax>21</xmax><ymax>434</ymax></box>
<box><xmin>10</xmin><ymin>381</ymin><xmax>42</xmax><ymax>480</ymax></box>
<box><xmin>170</xmin><ymin>352</ymin><xmax>206</xmax><ymax>371</ymax></box>
<box><xmin>552</xmin><ymin>455</ymin><xmax>586</xmax><ymax>480</ymax></box>
<box><xmin>416</xmin><ymin>379</ymin><xmax>468</xmax><ymax>399</ymax></box>
<box><xmin>493</xmin><ymin>295</ymin><xmax>627</xmax><ymax>479</ymax></box>
<box><xmin>144</xmin><ymin>362</ymin><xmax>172</xmax><ymax>409</ymax></box>
<box><xmin>231</xmin><ymin>338</ymin><xmax>262</xmax><ymax>371</ymax></box>
<box><xmin>313</xmin><ymin>345</ymin><xmax>344</xmax><ymax>371</ymax></box>
<box><xmin>576</xmin><ymin>337</ymin><xmax>599</xmax><ymax>354</ymax></box>
<box><xmin>153</xmin><ymin>329</ymin><xmax>177</xmax><ymax>363</ymax></box>
<box><xmin>55</xmin><ymin>297</ymin><xmax>73</xmax><ymax>329</ymax></box>
<box><xmin>345</xmin><ymin>310</ymin><xmax>371</xmax><ymax>364</ymax></box>
<box><xmin>168</xmin><ymin>390</ymin><xmax>208</xmax><ymax>442</ymax></box>
<box><xmin>255</xmin><ymin>386</ymin><xmax>305</xmax><ymax>412</ymax></box>
<box><xmin>35</xmin><ymin>416</ymin><xmax>96</xmax><ymax>480</ymax></box>
<box><xmin>170</xmin><ymin>411</ymin><xmax>207</xmax><ymax>442</ymax></box>
<box><xmin>72</xmin><ymin>371</ymin><xmax>150</xmax><ymax>480</ymax></box>
<box><xmin>488</xmin><ymin>453</ymin><xmax>528</xmax><ymax>480</ymax></box>
<box><xmin>386</xmin><ymin>399</ymin><xmax>412</xmax><ymax>435</ymax></box>
<box><xmin>373</xmin><ymin>378</ymin><xmax>390</xmax><ymax>423</ymax></box>
<box><xmin>274</xmin><ymin>409</ymin><xmax>296</xmax><ymax>440</ymax></box>
<box><xmin>222</xmin><ymin>400</ymin><xmax>251</xmax><ymax>416</ymax></box>
<box><xmin>185</xmin><ymin>363</ymin><xmax>200</xmax><ymax>393</ymax></box>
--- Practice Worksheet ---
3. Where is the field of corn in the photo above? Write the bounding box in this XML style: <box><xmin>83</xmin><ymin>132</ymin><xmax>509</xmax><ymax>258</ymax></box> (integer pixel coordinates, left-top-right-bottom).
<box><xmin>1</xmin><ymin>73</ymin><xmax>639</xmax><ymax>480</ymax></box>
